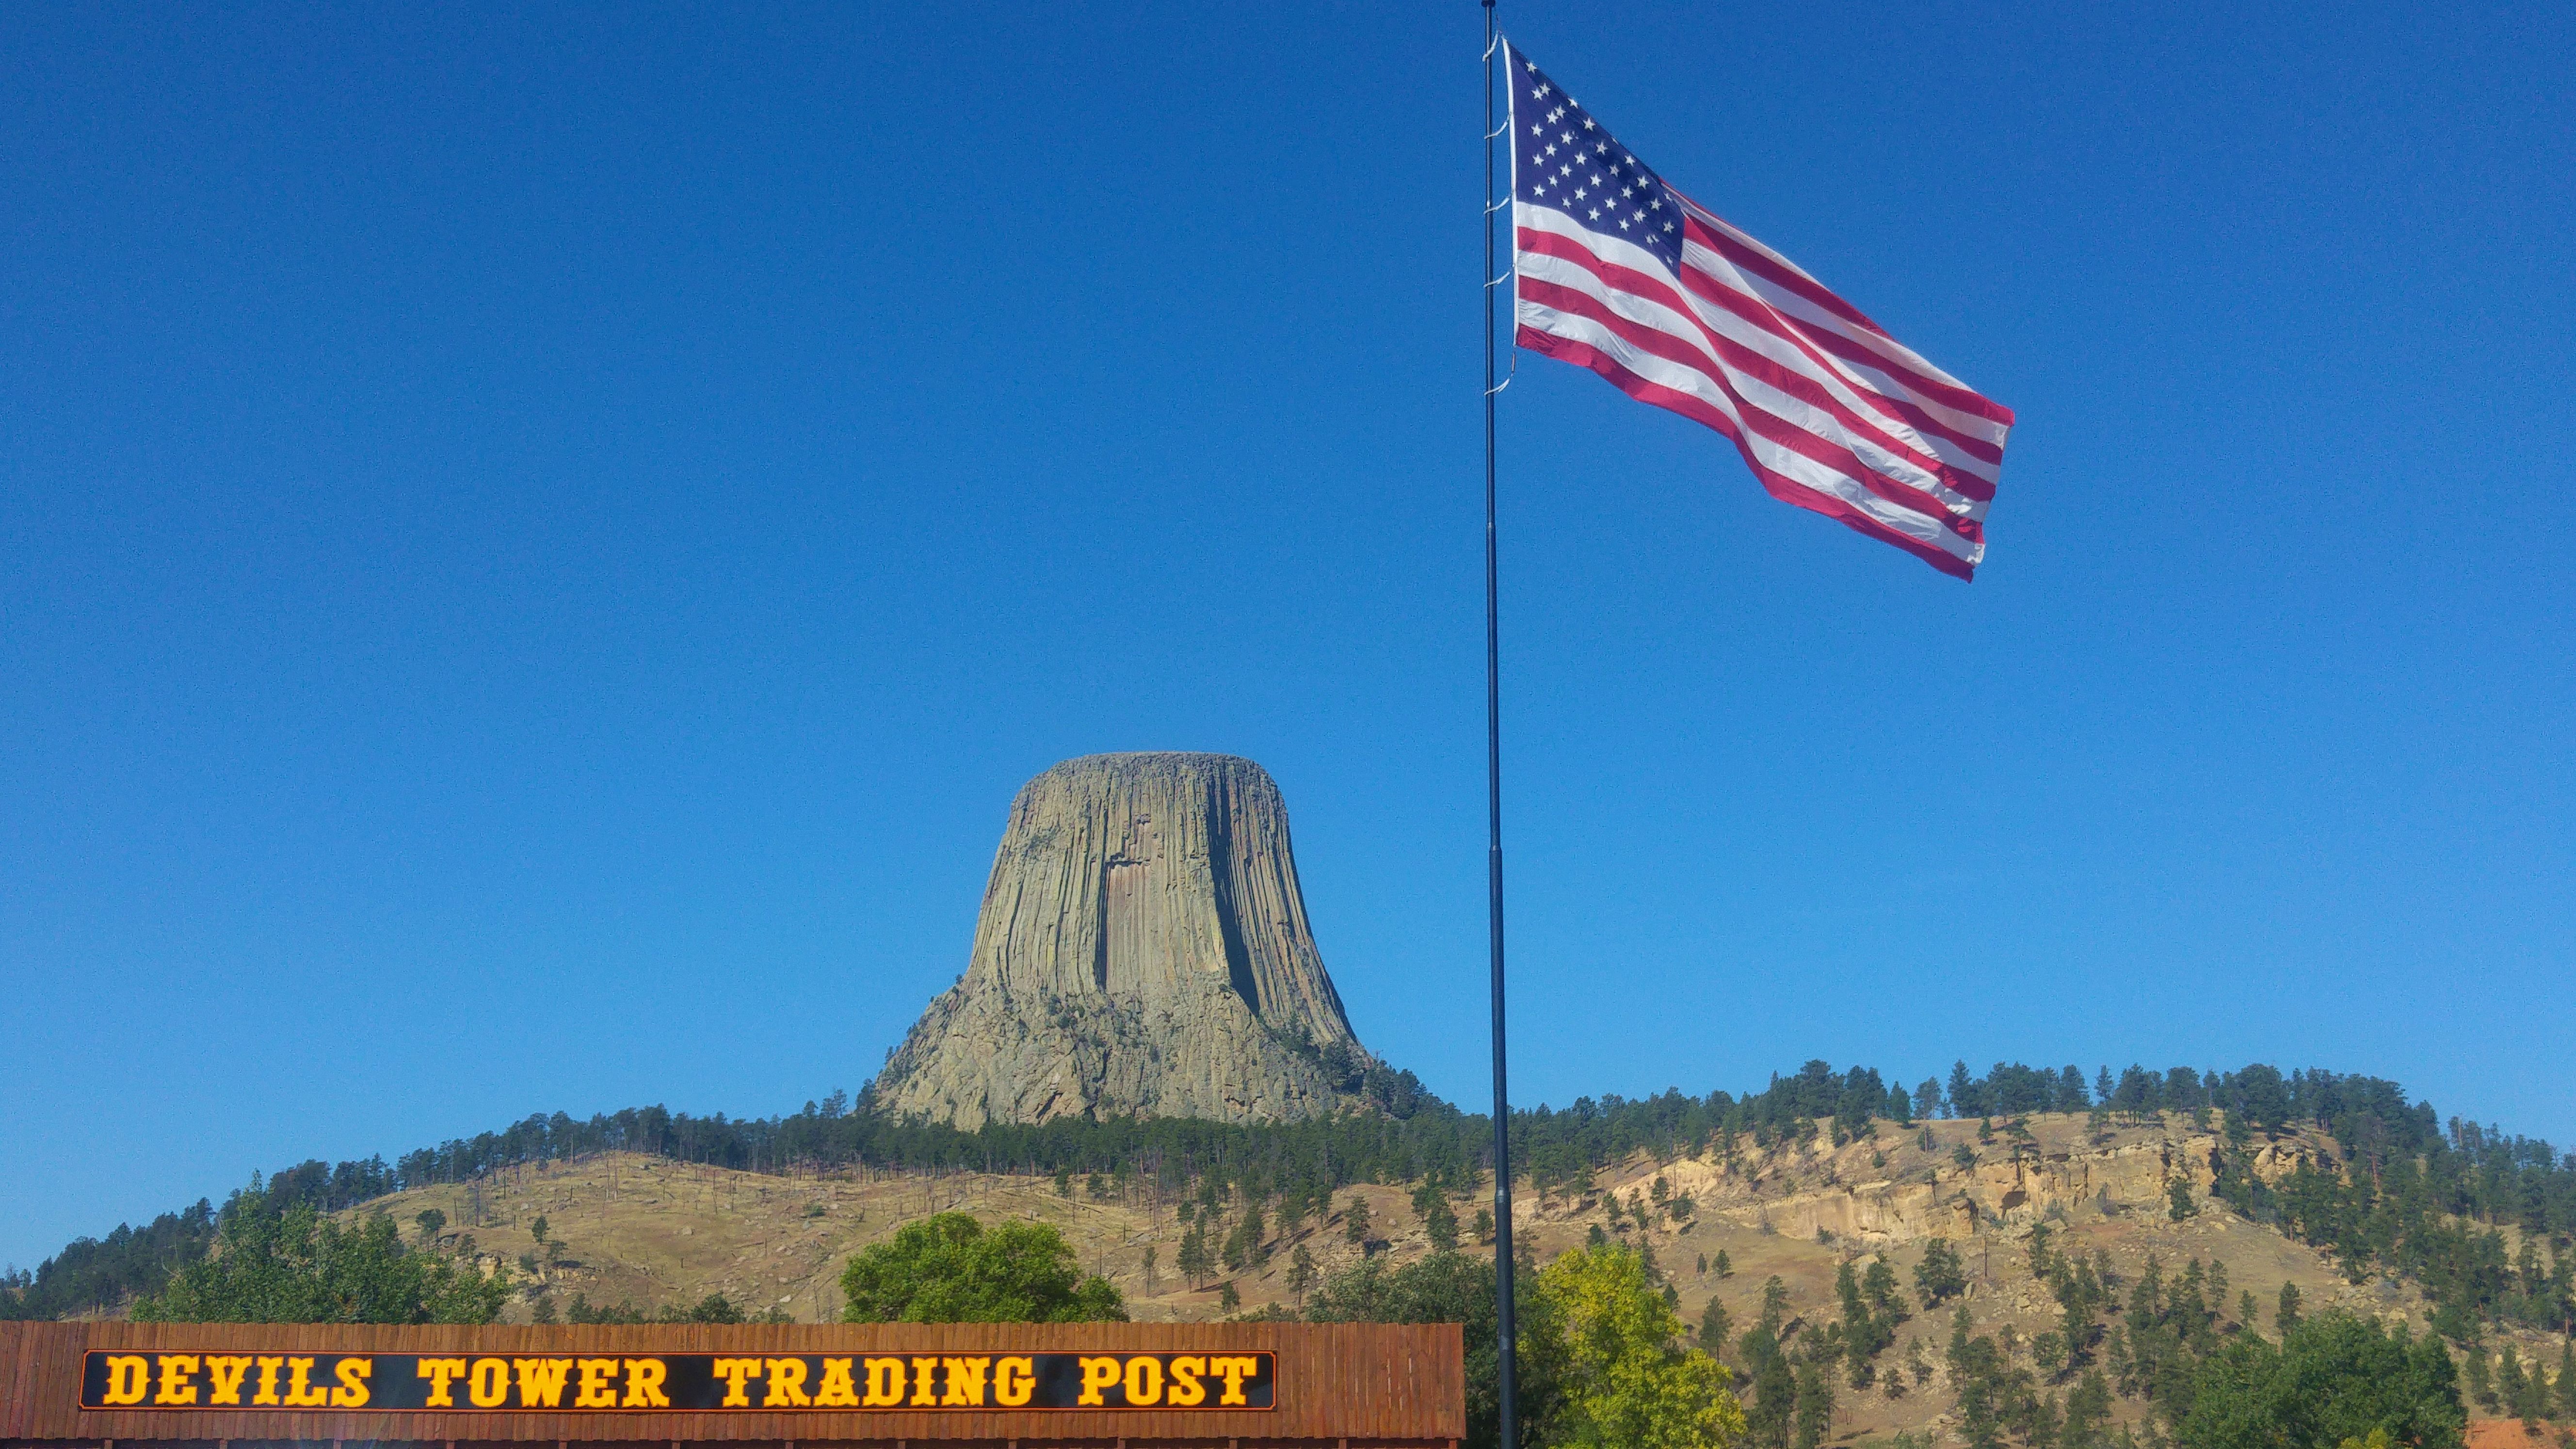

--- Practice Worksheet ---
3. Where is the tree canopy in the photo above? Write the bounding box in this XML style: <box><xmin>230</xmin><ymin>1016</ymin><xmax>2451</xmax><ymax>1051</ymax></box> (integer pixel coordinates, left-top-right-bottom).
<box><xmin>837</xmin><ymin>1212</ymin><xmax>1125</xmax><ymax>1323</ymax></box>
<box><xmin>1303</xmin><ymin>1247</ymin><xmax>1569</xmax><ymax>1449</ymax></box>
<box><xmin>1538</xmin><ymin>1243</ymin><xmax>1745</xmax><ymax>1449</ymax></box>
<box><xmin>131</xmin><ymin>1187</ymin><xmax>506</xmax><ymax>1324</ymax></box>
<box><xmin>2176</xmin><ymin>1311</ymin><xmax>2463</xmax><ymax>1449</ymax></box>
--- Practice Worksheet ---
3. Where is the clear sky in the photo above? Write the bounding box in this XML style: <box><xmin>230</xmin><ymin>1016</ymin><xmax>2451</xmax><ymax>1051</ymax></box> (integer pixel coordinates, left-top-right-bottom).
<box><xmin>3</xmin><ymin>2</ymin><xmax>2570</xmax><ymax>1273</ymax></box>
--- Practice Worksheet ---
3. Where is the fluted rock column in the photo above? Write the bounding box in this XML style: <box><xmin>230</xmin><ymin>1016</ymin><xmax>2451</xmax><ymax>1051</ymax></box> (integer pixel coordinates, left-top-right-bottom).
<box><xmin>870</xmin><ymin>753</ymin><xmax>1376</xmax><ymax>1128</ymax></box>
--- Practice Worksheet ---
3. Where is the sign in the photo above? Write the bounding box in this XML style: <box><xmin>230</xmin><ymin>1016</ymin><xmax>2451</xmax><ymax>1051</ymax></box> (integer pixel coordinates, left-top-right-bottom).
<box><xmin>81</xmin><ymin>1349</ymin><xmax>1275</xmax><ymax>1413</ymax></box>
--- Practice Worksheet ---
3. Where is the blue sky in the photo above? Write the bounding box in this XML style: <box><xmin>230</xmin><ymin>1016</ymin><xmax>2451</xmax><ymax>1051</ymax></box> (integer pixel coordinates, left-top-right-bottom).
<box><xmin>3</xmin><ymin>1</ymin><xmax>2570</xmax><ymax>1272</ymax></box>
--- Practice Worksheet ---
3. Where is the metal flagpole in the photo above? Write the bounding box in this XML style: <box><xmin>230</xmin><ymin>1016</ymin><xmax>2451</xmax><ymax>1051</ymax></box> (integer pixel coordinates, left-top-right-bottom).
<box><xmin>1481</xmin><ymin>3</ymin><xmax>1518</xmax><ymax>1447</ymax></box>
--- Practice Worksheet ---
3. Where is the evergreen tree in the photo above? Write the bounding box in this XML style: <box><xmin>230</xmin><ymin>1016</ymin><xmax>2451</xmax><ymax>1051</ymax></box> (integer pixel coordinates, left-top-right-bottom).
<box><xmin>1425</xmin><ymin>1198</ymin><xmax>1460</xmax><ymax>1253</ymax></box>
<box><xmin>1948</xmin><ymin>1062</ymin><xmax>1977</xmax><ymax>1118</ymax></box>
<box><xmin>1759</xmin><ymin>1275</ymin><xmax>1793</xmax><ymax>1337</ymax></box>
<box><xmin>2558</xmin><ymin>1337</ymin><xmax>2576</xmax><ymax>1418</ymax></box>
<box><xmin>2062</xmin><ymin>1369</ymin><xmax>2112</xmax><ymax>1449</ymax></box>
<box><xmin>2277</xmin><ymin>1281</ymin><xmax>2302</xmax><ymax>1334</ymax></box>
<box><xmin>1864</xmin><ymin>1254</ymin><xmax>1906</xmax><ymax>1322</ymax></box>
<box><xmin>1288</xmin><ymin>1244</ymin><xmax>1317</xmax><ymax>1306</ymax></box>
<box><xmin>1738</xmin><ymin>1327</ymin><xmax>1794</xmax><ymax>1449</ymax></box>
<box><xmin>1344</xmin><ymin>1195</ymin><xmax>1373</xmax><ymax>1247</ymax></box>
<box><xmin>2177</xmin><ymin>1312</ymin><xmax>2463</xmax><ymax>1449</ymax></box>
<box><xmin>2462</xmin><ymin>1346</ymin><xmax>2494</xmax><ymax>1411</ymax></box>
<box><xmin>1176</xmin><ymin>1225</ymin><xmax>1213</xmax><ymax>1288</ymax></box>
<box><xmin>1699</xmin><ymin>1296</ymin><xmax>1733</xmax><ymax>1359</ymax></box>
<box><xmin>1792</xmin><ymin>1356</ymin><xmax>1835</xmax><ymax>1449</ymax></box>
<box><xmin>2497</xmin><ymin>1345</ymin><xmax>2528</xmax><ymax>1417</ymax></box>
<box><xmin>1916</xmin><ymin>1238</ymin><xmax>1967</xmax><ymax>1308</ymax></box>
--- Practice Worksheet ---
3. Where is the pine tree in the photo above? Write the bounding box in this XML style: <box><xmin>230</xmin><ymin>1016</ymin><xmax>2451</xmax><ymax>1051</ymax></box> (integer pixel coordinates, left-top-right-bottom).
<box><xmin>2499</xmin><ymin>1345</ymin><xmax>2528</xmax><ymax>1416</ymax></box>
<box><xmin>1288</xmin><ymin>1244</ymin><xmax>1316</xmax><ymax>1306</ymax></box>
<box><xmin>1699</xmin><ymin>1295</ymin><xmax>1733</xmax><ymax>1359</ymax></box>
<box><xmin>2276</xmin><ymin>1280</ymin><xmax>2302</xmax><ymax>1334</ymax></box>
<box><xmin>2463</xmin><ymin>1345</ymin><xmax>2494</xmax><ymax>1410</ymax></box>
<box><xmin>1175</xmin><ymin>1225</ymin><xmax>1213</xmax><ymax>1288</ymax></box>
<box><xmin>2557</xmin><ymin>1337</ymin><xmax>2576</xmax><ymax>1418</ymax></box>
<box><xmin>1343</xmin><ymin>1195</ymin><xmax>1372</xmax><ymax>1248</ymax></box>
<box><xmin>1916</xmin><ymin>1238</ymin><xmax>1967</xmax><ymax>1308</ymax></box>
<box><xmin>1759</xmin><ymin>1275</ymin><xmax>1793</xmax><ymax>1336</ymax></box>
<box><xmin>1792</xmin><ymin>1357</ymin><xmax>1836</xmax><ymax>1449</ymax></box>
<box><xmin>1424</xmin><ymin>1198</ymin><xmax>1459</xmax><ymax>1253</ymax></box>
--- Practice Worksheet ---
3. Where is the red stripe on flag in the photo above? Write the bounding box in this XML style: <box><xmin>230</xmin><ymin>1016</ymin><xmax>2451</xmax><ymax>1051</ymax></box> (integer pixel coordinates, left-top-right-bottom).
<box><xmin>1680</xmin><ymin>213</ymin><xmax>2016</xmax><ymax>432</ymax></box>
<box><xmin>1518</xmin><ymin>272</ymin><xmax>1976</xmax><ymax>535</ymax></box>
<box><xmin>1522</xmin><ymin>326</ymin><xmax>1978</xmax><ymax>580</ymax></box>
<box><xmin>1521</xmin><ymin>227</ymin><xmax>1996</xmax><ymax>504</ymax></box>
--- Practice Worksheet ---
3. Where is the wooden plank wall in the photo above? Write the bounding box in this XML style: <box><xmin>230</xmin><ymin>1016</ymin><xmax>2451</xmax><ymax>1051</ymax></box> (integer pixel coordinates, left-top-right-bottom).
<box><xmin>0</xmin><ymin>1321</ymin><xmax>1462</xmax><ymax>1446</ymax></box>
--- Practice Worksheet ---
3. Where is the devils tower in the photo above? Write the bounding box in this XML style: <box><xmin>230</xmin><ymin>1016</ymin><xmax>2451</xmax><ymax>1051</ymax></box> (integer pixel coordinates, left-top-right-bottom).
<box><xmin>870</xmin><ymin>753</ymin><xmax>1378</xmax><ymax>1128</ymax></box>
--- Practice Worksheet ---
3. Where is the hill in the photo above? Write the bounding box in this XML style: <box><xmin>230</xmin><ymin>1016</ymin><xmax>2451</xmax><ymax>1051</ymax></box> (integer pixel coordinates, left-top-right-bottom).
<box><xmin>10</xmin><ymin>1057</ymin><xmax>2572</xmax><ymax>1445</ymax></box>
<box><xmin>337</xmin><ymin>1108</ymin><xmax>2569</xmax><ymax>1445</ymax></box>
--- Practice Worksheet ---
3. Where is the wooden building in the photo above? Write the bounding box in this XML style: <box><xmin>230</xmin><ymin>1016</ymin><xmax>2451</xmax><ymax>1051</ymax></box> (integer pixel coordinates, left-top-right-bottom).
<box><xmin>0</xmin><ymin>1322</ymin><xmax>1462</xmax><ymax>1449</ymax></box>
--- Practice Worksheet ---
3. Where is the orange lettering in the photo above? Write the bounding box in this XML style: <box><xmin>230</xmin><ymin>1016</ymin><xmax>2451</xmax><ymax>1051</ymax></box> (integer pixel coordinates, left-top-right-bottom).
<box><xmin>330</xmin><ymin>1358</ymin><xmax>371</xmax><ymax>1408</ymax></box>
<box><xmin>992</xmin><ymin>1356</ymin><xmax>1034</xmax><ymax>1408</ymax></box>
<box><xmin>154</xmin><ymin>1354</ymin><xmax>201</xmax><ymax>1406</ymax></box>
<box><xmin>510</xmin><ymin>1357</ymin><xmax>569</xmax><ymax>1408</ymax></box>
<box><xmin>620</xmin><ymin>1358</ymin><xmax>668</xmax><ymax>1408</ymax></box>
<box><xmin>205</xmin><ymin>1356</ymin><xmax>254</xmax><ymax>1407</ymax></box>
<box><xmin>941</xmin><ymin>1357</ymin><xmax>989</xmax><ymax>1406</ymax></box>
<box><xmin>282</xmin><ymin>1357</ymin><xmax>329</xmax><ymax>1407</ymax></box>
<box><xmin>812</xmin><ymin>1358</ymin><xmax>860</xmax><ymax>1407</ymax></box>
<box><xmin>1210</xmin><ymin>1355</ymin><xmax>1257</xmax><ymax>1406</ymax></box>
<box><xmin>761</xmin><ymin>1357</ymin><xmax>810</xmax><ymax>1407</ymax></box>
<box><xmin>1122</xmin><ymin>1355</ymin><xmax>1162</xmax><ymax>1407</ymax></box>
<box><xmin>861</xmin><ymin>1357</ymin><xmax>905</xmax><ymax>1407</ymax></box>
<box><xmin>712</xmin><ymin>1357</ymin><xmax>763</xmax><ymax>1407</ymax></box>
<box><xmin>101</xmin><ymin>1355</ymin><xmax>150</xmax><ymax>1406</ymax></box>
<box><xmin>1077</xmin><ymin>1355</ymin><xmax>1123</xmax><ymax>1406</ymax></box>
<box><xmin>417</xmin><ymin>1358</ymin><xmax>468</xmax><ymax>1408</ymax></box>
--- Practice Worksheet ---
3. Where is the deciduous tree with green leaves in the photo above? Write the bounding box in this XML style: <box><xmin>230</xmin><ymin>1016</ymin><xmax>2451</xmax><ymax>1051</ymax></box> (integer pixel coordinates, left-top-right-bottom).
<box><xmin>838</xmin><ymin>1212</ymin><xmax>1125</xmax><ymax>1323</ymax></box>
<box><xmin>137</xmin><ymin>1193</ymin><xmax>505</xmax><ymax>1324</ymax></box>
<box><xmin>1538</xmin><ymin>1244</ymin><xmax>1746</xmax><ymax>1449</ymax></box>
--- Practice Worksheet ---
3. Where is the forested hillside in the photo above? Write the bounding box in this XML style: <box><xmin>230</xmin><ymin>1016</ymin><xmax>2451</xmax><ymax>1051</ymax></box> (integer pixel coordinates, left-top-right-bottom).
<box><xmin>7</xmin><ymin>1057</ymin><xmax>2571</xmax><ymax>1343</ymax></box>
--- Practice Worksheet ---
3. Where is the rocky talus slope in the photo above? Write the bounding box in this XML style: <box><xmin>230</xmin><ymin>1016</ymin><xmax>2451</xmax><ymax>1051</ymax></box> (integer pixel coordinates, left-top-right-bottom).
<box><xmin>870</xmin><ymin>753</ymin><xmax>1374</xmax><ymax>1128</ymax></box>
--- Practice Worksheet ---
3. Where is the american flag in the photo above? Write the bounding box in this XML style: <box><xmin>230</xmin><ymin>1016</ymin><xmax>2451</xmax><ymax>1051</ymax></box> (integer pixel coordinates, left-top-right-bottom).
<box><xmin>1506</xmin><ymin>42</ymin><xmax>2013</xmax><ymax>580</ymax></box>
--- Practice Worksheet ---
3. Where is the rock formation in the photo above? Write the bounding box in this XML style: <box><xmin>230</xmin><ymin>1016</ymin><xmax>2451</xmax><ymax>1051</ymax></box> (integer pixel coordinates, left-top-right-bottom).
<box><xmin>870</xmin><ymin>752</ymin><xmax>1378</xmax><ymax>1129</ymax></box>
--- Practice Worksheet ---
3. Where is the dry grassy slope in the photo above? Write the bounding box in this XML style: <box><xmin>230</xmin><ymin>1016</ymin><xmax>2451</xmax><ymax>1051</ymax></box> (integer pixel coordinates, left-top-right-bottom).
<box><xmin>355</xmin><ymin>1112</ymin><xmax>2563</xmax><ymax>1446</ymax></box>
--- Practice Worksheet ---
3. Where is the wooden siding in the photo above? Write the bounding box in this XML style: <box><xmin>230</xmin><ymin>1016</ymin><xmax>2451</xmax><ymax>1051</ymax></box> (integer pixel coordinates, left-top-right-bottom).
<box><xmin>0</xmin><ymin>1321</ymin><xmax>1461</xmax><ymax>1446</ymax></box>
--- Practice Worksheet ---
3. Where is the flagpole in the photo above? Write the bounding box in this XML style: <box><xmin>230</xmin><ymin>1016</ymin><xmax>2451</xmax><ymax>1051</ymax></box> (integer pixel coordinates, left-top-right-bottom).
<box><xmin>1481</xmin><ymin>4</ymin><xmax>1519</xmax><ymax>1448</ymax></box>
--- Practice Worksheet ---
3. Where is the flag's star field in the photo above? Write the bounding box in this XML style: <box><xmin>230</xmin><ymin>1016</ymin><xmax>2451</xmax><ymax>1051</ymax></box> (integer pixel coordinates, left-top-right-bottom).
<box><xmin>1512</xmin><ymin>47</ymin><xmax>1683</xmax><ymax>269</ymax></box>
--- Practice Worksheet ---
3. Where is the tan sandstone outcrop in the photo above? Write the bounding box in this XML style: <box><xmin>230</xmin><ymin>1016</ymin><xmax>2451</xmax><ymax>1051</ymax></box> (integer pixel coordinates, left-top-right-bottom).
<box><xmin>869</xmin><ymin>753</ymin><xmax>1375</xmax><ymax>1129</ymax></box>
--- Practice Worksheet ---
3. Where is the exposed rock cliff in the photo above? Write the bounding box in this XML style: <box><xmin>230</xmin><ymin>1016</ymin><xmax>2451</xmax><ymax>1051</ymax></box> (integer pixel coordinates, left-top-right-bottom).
<box><xmin>870</xmin><ymin>753</ymin><xmax>1376</xmax><ymax>1129</ymax></box>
